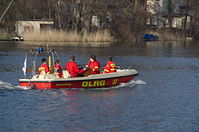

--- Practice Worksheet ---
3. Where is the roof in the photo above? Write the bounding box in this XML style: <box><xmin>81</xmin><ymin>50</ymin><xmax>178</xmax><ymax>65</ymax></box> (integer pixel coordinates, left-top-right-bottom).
<box><xmin>17</xmin><ymin>19</ymin><xmax>54</xmax><ymax>22</ymax></box>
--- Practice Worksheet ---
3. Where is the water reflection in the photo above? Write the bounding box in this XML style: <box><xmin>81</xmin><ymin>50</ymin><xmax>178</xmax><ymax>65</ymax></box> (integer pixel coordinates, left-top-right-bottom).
<box><xmin>0</xmin><ymin>41</ymin><xmax>18</xmax><ymax>52</ymax></box>
<box><xmin>19</xmin><ymin>41</ymin><xmax>115</xmax><ymax>47</ymax></box>
<box><xmin>1</xmin><ymin>40</ymin><xmax>199</xmax><ymax>57</ymax></box>
<box><xmin>83</xmin><ymin>89</ymin><xmax>117</xmax><ymax>99</ymax></box>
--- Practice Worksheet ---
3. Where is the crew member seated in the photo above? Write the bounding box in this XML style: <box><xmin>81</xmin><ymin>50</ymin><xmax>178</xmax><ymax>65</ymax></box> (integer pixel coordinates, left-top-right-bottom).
<box><xmin>66</xmin><ymin>56</ymin><xmax>86</xmax><ymax>77</ymax></box>
<box><xmin>38</xmin><ymin>58</ymin><xmax>50</xmax><ymax>74</ymax></box>
<box><xmin>104</xmin><ymin>57</ymin><xmax>116</xmax><ymax>73</ymax></box>
<box><xmin>87</xmin><ymin>55</ymin><xmax>100</xmax><ymax>74</ymax></box>
<box><xmin>54</xmin><ymin>60</ymin><xmax>63</xmax><ymax>78</ymax></box>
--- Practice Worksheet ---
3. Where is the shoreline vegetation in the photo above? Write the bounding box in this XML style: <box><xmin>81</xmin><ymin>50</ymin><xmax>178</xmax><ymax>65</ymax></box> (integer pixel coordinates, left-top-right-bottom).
<box><xmin>23</xmin><ymin>30</ymin><xmax>115</xmax><ymax>42</ymax></box>
<box><xmin>0</xmin><ymin>29</ymin><xmax>193</xmax><ymax>42</ymax></box>
<box><xmin>0</xmin><ymin>27</ymin><xmax>193</xmax><ymax>42</ymax></box>
<box><xmin>146</xmin><ymin>30</ymin><xmax>190</xmax><ymax>41</ymax></box>
<box><xmin>1</xmin><ymin>0</ymin><xmax>199</xmax><ymax>42</ymax></box>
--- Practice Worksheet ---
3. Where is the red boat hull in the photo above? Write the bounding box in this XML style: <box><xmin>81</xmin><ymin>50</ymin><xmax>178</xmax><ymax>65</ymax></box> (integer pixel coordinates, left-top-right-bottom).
<box><xmin>19</xmin><ymin>75</ymin><xmax>137</xmax><ymax>90</ymax></box>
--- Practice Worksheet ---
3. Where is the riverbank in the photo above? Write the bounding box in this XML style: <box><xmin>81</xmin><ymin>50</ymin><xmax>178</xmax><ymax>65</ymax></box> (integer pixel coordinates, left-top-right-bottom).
<box><xmin>145</xmin><ymin>29</ymin><xmax>191</xmax><ymax>41</ymax></box>
<box><xmin>22</xmin><ymin>30</ymin><xmax>115</xmax><ymax>42</ymax></box>
<box><xmin>0</xmin><ymin>29</ymin><xmax>194</xmax><ymax>42</ymax></box>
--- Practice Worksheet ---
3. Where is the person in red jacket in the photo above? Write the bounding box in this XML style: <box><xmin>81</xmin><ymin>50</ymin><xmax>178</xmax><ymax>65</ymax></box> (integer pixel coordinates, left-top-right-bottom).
<box><xmin>104</xmin><ymin>57</ymin><xmax>116</xmax><ymax>73</ymax></box>
<box><xmin>87</xmin><ymin>55</ymin><xmax>100</xmax><ymax>74</ymax></box>
<box><xmin>38</xmin><ymin>58</ymin><xmax>50</xmax><ymax>74</ymax></box>
<box><xmin>66</xmin><ymin>56</ymin><xmax>85</xmax><ymax>77</ymax></box>
<box><xmin>54</xmin><ymin>60</ymin><xmax>63</xmax><ymax>78</ymax></box>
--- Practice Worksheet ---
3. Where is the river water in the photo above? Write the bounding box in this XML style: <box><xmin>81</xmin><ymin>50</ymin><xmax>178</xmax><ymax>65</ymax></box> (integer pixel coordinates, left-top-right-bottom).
<box><xmin>0</xmin><ymin>41</ymin><xmax>198</xmax><ymax>132</ymax></box>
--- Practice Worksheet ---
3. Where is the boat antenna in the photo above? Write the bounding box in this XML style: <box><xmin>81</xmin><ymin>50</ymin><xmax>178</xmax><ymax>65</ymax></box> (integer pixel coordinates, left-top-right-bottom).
<box><xmin>50</xmin><ymin>49</ymin><xmax>55</xmax><ymax>72</ymax></box>
<box><xmin>47</xmin><ymin>44</ymin><xmax>49</xmax><ymax>53</ymax></box>
<box><xmin>32</xmin><ymin>51</ymin><xmax>38</xmax><ymax>76</ymax></box>
<box><xmin>54</xmin><ymin>51</ymin><xmax>60</xmax><ymax>63</ymax></box>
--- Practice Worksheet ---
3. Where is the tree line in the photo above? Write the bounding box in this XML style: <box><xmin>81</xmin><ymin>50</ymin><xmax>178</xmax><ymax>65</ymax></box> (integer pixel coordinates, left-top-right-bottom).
<box><xmin>0</xmin><ymin>0</ymin><xmax>199</xmax><ymax>40</ymax></box>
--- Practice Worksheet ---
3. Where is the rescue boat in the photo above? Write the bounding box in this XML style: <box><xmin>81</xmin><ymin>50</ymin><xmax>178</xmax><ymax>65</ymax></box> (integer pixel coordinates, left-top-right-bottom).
<box><xmin>19</xmin><ymin>48</ymin><xmax>139</xmax><ymax>89</ymax></box>
<box><xmin>19</xmin><ymin>69</ymin><xmax>138</xmax><ymax>89</ymax></box>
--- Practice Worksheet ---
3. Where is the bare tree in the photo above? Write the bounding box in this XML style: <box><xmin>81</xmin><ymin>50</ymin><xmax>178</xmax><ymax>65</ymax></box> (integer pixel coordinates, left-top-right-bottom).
<box><xmin>0</xmin><ymin>0</ymin><xmax>14</xmax><ymax>24</ymax></box>
<box><xmin>189</xmin><ymin>0</ymin><xmax>199</xmax><ymax>39</ymax></box>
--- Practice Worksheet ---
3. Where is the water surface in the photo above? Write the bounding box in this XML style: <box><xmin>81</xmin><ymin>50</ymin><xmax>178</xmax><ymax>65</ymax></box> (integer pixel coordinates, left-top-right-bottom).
<box><xmin>0</xmin><ymin>41</ymin><xmax>198</xmax><ymax>132</ymax></box>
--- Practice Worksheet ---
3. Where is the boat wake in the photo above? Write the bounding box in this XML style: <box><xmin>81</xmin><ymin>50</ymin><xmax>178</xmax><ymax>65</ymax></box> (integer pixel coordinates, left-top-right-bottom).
<box><xmin>88</xmin><ymin>79</ymin><xmax>146</xmax><ymax>90</ymax></box>
<box><xmin>131</xmin><ymin>79</ymin><xmax>147</xmax><ymax>85</ymax></box>
<box><xmin>0</xmin><ymin>80</ymin><xmax>30</xmax><ymax>90</ymax></box>
<box><xmin>115</xmin><ymin>79</ymin><xmax>146</xmax><ymax>88</ymax></box>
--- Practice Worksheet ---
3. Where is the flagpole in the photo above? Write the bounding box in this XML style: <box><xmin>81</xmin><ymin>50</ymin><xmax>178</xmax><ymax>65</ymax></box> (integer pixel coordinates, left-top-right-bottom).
<box><xmin>22</xmin><ymin>53</ymin><xmax>27</xmax><ymax>79</ymax></box>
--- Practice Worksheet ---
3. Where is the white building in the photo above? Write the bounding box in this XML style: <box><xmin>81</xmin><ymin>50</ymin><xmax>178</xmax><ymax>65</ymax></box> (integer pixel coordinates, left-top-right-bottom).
<box><xmin>147</xmin><ymin>0</ymin><xmax>163</xmax><ymax>15</ymax></box>
<box><xmin>92</xmin><ymin>16</ymin><xmax>101</xmax><ymax>27</ymax></box>
<box><xmin>147</xmin><ymin>0</ymin><xmax>185</xmax><ymax>14</ymax></box>
<box><xmin>16</xmin><ymin>20</ymin><xmax>54</xmax><ymax>36</ymax></box>
<box><xmin>146</xmin><ymin>0</ymin><xmax>190</xmax><ymax>29</ymax></box>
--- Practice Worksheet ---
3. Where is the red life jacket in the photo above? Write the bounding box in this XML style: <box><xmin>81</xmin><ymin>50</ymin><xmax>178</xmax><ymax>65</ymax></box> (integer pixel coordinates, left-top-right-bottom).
<box><xmin>54</xmin><ymin>64</ymin><xmax>63</xmax><ymax>78</ymax></box>
<box><xmin>88</xmin><ymin>60</ymin><xmax>100</xmax><ymax>74</ymax></box>
<box><xmin>38</xmin><ymin>64</ymin><xmax>50</xmax><ymax>74</ymax></box>
<box><xmin>104</xmin><ymin>61</ymin><xmax>116</xmax><ymax>73</ymax></box>
<box><xmin>66</xmin><ymin>61</ymin><xmax>85</xmax><ymax>77</ymax></box>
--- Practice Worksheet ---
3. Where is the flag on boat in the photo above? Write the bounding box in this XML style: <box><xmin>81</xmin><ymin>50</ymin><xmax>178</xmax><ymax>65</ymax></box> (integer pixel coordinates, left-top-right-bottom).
<box><xmin>22</xmin><ymin>53</ymin><xmax>27</xmax><ymax>76</ymax></box>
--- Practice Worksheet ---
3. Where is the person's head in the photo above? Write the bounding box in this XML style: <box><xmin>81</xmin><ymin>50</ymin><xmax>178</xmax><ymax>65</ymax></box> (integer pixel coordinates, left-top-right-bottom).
<box><xmin>41</xmin><ymin>58</ymin><xmax>47</xmax><ymax>64</ymax></box>
<box><xmin>70</xmin><ymin>55</ymin><xmax>75</xmax><ymax>61</ymax></box>
<box><xmin>108</xmin><ymin>57</ymin><xmax>113</xmax><ymax>61</ymax></box>
<box><xmin>90</xmin><ymin>55</ymin><xmax>96</xmax><ymax>62</ymax></box>
<box><xmin>55</xmin><ymin>60</ymin><xmax>60</xmax><ymax>64</ymax></box>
